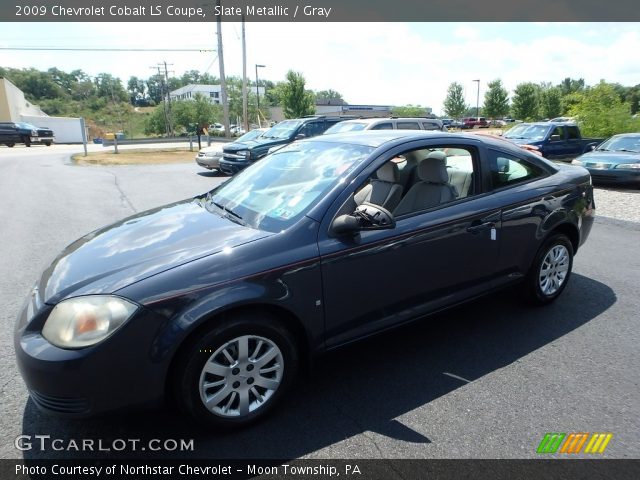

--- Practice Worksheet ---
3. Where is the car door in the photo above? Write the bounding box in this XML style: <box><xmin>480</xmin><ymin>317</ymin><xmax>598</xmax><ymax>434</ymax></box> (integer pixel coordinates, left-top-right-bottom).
<box><xmin>547</xmin><ymin>126</ymin><xmax>572</xmax><ymax>159</ymax></box>
<box><xmin>317</xmin><ymin>140</ymin><xmax>503</xmax><ymax>349</ymax></box>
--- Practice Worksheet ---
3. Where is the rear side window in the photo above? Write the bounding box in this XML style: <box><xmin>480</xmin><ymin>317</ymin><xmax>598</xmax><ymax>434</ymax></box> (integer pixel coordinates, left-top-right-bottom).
<box><xmin>371</xmin><ymin>122</ymin><xmax>393</xmax><ymax>130</ymax></box>
<box><xmin>488</xmin><ymin>149</ymin><xmax>545</xmax><ymax>189</ymax></box>
<box><xmin>396</xmin><ymin>121</ymin><xmax>421</xmax><ymax>130</ymax></box>
<box><xmin>567</xmin><ymin>126</ymin><xmax>580</xmax><ymax>140</ymax></box>
<box><xmin>422</xmin><ymin>121</ymin><xmax>441</xmax><ymax>131</ymax></box>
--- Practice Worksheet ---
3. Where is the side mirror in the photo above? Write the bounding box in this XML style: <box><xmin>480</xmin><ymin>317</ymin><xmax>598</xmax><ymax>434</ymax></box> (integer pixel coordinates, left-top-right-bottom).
<box><xmin>331</xmin><ymin>203</ymin><xmax>396</xmax><ymax>235</ymax></box>
<box><xmin>550</xmin><ymin>134</ymin><xmax>561</xmax><ymax>142</ymax></box>
<box><xmin>589</xmin><ymin>144</ymin><xmax>597</xmax><ymax>151</ymax></box>
<box><xmin>295</xmin><ymin>133</ymin><xmax>306</xmax><ymax>140</ymax></box>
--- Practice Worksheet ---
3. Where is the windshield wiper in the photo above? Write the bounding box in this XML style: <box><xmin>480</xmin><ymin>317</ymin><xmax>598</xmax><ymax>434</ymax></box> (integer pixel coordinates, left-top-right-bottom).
<box><xmin>211</xmin><ymin>201</ymin><xmax>246</xmax><ymax>226</ymax></box>
<box><xmin>617</xmin><ymin>148</ymin><xmax>639</xmax><ymax>153</ymax></box>
<box><xmin>596</xmin><ymin>148</ymin><xmax>610</xmax><ymax>151</ymax></box>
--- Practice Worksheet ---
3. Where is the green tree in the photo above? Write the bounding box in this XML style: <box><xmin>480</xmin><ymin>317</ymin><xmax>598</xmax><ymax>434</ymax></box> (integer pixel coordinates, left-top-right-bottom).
<box><xmin>443</xmin><ymin>82</ymin><xmax>467</xmax><ymax>119</ymax></box>
<box><xmin>539</xmin><ymin>85</ymin><xmax>563</xmax><ymax>119</ymax></box>
<box><xmin>511</xmin><ymin>82</ymin><xmax>540</xmax><ymax>121</ymax></box>
<box><xmin>568</xmin><ymin>81</ymin><xmax>640</xmax><ymax>137</ymax></box>
<box><xmin>127</xmin><ymin>76</ymin><xmax>146</xmax><ymax>105</ymax></box>
<box><xmin>315</xmin><ymin>89</ymin><xmax>344</xmax><ymax>103</ymax></box>
<box><xmin>558</xmin><ymin>77</ymin><xmax>585</xmax><ymax>96</ymax></box>
<box><xmin>483</xmin><ymin>79</ymin><xmax>510</xmax><ymax>119</ymax></box>
<box><xmin>279</xmin><ymin>70</ymin><xmax>315</xmax><ymax>118</ymax></box>
<box><xmin>391</xmin><ymin>105</ymin><xmax>430</xmax><ymax>117</ymax></box>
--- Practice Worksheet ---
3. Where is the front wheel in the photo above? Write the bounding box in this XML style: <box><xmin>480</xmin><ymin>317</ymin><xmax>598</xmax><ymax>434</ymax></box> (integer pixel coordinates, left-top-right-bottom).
<box><xmin>172</xmin><ymin>312</ymin><xmax>299</xmax><ymax>429</ymax></box>
<box><xmin>5</xmin><ymin>143</ymin><xmax>14</xmax><ymax>148</ymax></box>
<box><xmin>520</xmin><ymin>233</ymin><xmax>574</xmax><ymax>305</ymax></box>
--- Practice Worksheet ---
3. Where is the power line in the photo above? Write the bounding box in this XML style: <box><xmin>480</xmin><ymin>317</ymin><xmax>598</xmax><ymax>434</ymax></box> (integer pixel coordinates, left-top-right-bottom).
<box><xmin>0</xmin><ymin>47</ymin><xmax>214</xmax><ymax>52</ymax></box>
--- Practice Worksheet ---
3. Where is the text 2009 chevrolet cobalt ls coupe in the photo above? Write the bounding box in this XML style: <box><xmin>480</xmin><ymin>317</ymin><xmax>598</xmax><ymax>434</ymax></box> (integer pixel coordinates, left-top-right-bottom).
<box><xmin>15</xmin><ymin>131</ymin><xmax>595</xmax><ymax>428</ymax></box>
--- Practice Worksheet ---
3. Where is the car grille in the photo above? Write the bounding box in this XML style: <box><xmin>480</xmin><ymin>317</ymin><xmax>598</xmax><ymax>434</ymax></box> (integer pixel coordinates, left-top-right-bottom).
<box><xmin>30</xmin><ymin>390</ymin><xmax>90</xmax><ymax>414</ymax></box>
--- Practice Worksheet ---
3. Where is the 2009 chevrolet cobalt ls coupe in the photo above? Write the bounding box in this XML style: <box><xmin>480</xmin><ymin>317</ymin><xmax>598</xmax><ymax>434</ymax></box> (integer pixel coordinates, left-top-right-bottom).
<box><xmin>16</xmin><ymin>131</ymin><xmax>595</xmax><ymax>428</ymax></box>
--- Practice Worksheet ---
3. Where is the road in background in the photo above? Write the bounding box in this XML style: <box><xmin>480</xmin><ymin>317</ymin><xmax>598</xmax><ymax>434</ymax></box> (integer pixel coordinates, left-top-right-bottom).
<box><xmin>1</xmin><ymin>145</ymin><xmax>638</xmax><ymax>460</ymax></box>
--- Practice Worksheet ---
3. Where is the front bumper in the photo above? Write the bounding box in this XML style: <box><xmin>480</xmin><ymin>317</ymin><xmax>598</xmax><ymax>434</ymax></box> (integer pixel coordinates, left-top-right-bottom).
<box><xmin>585</xmin><ymin>167</ymin><xmax>640</xmax><ymax>185</ymax></box>
<box><xmin>219</xmin><ymin>158</ymin><xmax>251</xmax><ymax>175</ymax></box>
<box><xmin>195</xmin><ymin>154</ymin><xmax>221</xmax><ymax>169</ymax></box>
<box><xmin>14</xmin><ymin>295</ymin><xmax>168</xmax><ymax>417</ymax></box>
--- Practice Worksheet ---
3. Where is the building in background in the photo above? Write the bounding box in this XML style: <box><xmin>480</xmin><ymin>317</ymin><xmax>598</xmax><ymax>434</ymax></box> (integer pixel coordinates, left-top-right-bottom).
<box><xmin>170</xmin><ymin>84</ymin><xmax>265</xmax><ymax>104</ymax></box>
<box><xmin>0</xmin><ymin>77</ymin><xmax>84</xmax><ymax>143</ymax></box>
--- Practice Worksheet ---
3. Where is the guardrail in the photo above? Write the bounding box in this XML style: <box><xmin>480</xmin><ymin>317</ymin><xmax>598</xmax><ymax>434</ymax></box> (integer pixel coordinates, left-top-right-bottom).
<box><xmin>100</xmin><ymin>136</ymin><xmax>235</xmax><ymax>147</ymax></box>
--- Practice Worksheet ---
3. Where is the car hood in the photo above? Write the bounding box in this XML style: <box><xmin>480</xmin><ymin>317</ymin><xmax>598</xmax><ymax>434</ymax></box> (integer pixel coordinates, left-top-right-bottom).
<box><xmin>199</xmin><ymin>145</ymin><xmax>223</xmax><ymax>154</ymax></box>
<box><xmin>38</xmin><ymin>198</ymin><xmax>271</xmax><ymax>305</ymax></box>
<box><xmin>504</xmin><ymin>137</ymin><xmax>542</xmax><ymax>146</ymax></box>
<box><xmin>223</xmin><ymin>137</ymin><xmax>287</xmax><ymax>152</ymax></box>
<box><xmin>578</xmin><ymin>150</ymin><xmax>640</xmax><ymax>165</ymax></box>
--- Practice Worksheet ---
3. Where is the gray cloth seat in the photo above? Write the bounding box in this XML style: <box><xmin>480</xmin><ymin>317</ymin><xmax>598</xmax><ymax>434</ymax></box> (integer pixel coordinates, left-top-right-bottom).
<box><xmin>393</xmin><ymin>151</ymin><xmax>458</xmax><ymax>216</ymax></box>
<box><xmin>448</xmin><ymin>169</ymin><xmax>473</xmax><ymax>198</ymax></box>
<box><xmin>354</xmin><ymin>162</ymin><xmax>403</xmax><ymax>212</ymax></box>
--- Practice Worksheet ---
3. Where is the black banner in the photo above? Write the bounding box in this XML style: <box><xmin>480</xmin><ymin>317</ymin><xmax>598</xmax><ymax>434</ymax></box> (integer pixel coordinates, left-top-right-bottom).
<box><xmin>2</xmin><ymin>0</ymin><xmax>640</xmax><ymax>22</ymax></box>
<box><xmin>2</xmin><ymin>459</ymin><xmax>640</xmax><ymax>480</ymax></box>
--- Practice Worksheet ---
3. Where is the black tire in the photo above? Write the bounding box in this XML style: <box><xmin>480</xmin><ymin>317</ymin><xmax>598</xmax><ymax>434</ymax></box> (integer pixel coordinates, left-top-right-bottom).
<box><xmin>520</xmin><ymin>233</ymin><xmax>574</xmax><ymax>305</ymax></box>
<box><xmin>44</xmin><ymin>141</ymin><xmax>52</xmax><ymax>146</ymax></box>
<box><xmin>172</xmin><ymin>311</ymin><xmax>299</xmax><ymax>429</ymax></box>
<box><xmin>23</xmin><ymin>136</ymin><xmax>31</xmax><ymax>147</ymax></box>
<box><xmin>5</xmin><ymin>143</ymin><xmax>14</xmax><ymax>148</ymax></box>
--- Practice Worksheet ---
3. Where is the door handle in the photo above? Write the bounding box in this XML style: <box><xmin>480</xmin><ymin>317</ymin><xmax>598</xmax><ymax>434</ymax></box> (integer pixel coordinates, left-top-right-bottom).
<box><xmin>467</xmin><ymin>221</ymin><xmax>495</xmax><ymax>234</ymax></box>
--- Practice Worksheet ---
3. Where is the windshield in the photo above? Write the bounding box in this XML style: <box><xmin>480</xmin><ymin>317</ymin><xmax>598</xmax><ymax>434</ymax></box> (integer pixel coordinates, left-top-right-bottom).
<box><xmin>596</xmin><ymin>135</ymin><xmax>640</xmax><ymax>153</ymax></box>
<box><xmin>261</xmin><ymin>120</ymin><xmax>303</xmax><ymax>140</ymax></box>
<box><xmin>324</xmin><ymin>122</ymin><xmax>368</xmax><ymax>134</ymax></box>
<box><xmin>504</xmin><ymin>124</ymin><xmax>550</xmax><ymax>141</ymax></box>
<box><xmin>236</xmin><ymin>129</ymin><xmax>264</xmax><ymax>143</ymax></box>
<box><xmin>17</xmin><ymin>122</ymin><xmax>37</xmax><ymax>129</ymax></box>
<box><xmin>208</xmin><ymin>140</ymin><xmax>373</xmax><ymax>232</ymax></box>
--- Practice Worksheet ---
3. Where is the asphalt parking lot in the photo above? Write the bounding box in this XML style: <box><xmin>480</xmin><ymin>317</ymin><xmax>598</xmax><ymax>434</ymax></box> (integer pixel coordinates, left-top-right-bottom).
<box><xmin>0</xmin><ymin>144</ymin><xmax>638</xmax><ymax>461</ymax></box>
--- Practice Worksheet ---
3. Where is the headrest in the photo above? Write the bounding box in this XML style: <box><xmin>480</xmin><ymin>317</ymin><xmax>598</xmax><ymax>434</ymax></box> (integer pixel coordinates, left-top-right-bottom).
<box><xmin>418</xmin><ymin>151</ymin><xmax>448</xmax><ymax>183</ymax></box>
<box><xmin>376</xmin><ymin>162</ymin><xmax>398</xmax><ymax>183</ymax></box>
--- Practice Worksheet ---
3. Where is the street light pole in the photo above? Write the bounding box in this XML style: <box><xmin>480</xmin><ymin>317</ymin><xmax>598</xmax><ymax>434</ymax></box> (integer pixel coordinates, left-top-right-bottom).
<box><xmin>473</xmin><ymin>79</ymin><xmax>480</xmax><ymax>118</ymax></box>
<box><xmin>255</xmin><ymin>64</ymin><xmax>265</xmax><ymax>127</ymax></box>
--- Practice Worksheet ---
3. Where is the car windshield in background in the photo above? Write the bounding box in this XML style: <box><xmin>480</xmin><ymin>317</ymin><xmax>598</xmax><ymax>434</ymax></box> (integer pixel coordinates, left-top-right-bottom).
<box><xmin>235</xmin><ymin>129</ymin><xmax>264</xmax><ymax>143</ymax></box>
<box><xmin>324</xmin><ymin>122</ymin><xmax>368</xmax><ymax>134</ymax></box>
<box><xmin>16</xmin><ymin>122</ymin><xmax>37</xmax><ymax>129</ymax></box>
<box><xmin>504</xmin><ymin>124</ymin><xmax>550</xmax><ymax>141</ymax></box>
<box><xmin>208</xmin><ymin>141</ymin><xmax>373</xmax><ymax>232</ymax></box>
<box><xmin>597</xmin><ymin>135</ymin><xmax>640</xmax><ymax>152</ymax></box>
<box><xmin>261</xmin><ymin>120</ymin><xmax>303</xmax><ymax>139</ymax></box>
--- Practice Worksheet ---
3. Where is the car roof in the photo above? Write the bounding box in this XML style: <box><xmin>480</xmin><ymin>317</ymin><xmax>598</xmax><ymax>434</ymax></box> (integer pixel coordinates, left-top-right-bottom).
<box><xmin>303</xmin><ymin>129</ymin><xmax>527</xmax><ymax>152</ymax></box>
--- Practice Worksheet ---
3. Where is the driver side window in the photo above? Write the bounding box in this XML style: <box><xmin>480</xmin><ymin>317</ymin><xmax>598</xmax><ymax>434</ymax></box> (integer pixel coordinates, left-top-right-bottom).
<box><xmin>353</xmin><ymin>146</ymin><xmax>477</xmax><ymax>217</ymax></box>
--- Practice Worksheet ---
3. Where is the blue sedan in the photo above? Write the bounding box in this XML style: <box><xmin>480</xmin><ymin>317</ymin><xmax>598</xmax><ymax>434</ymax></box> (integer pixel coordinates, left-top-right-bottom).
<box><xmin>572</xmin><ymin>133</ymin><xmax>640</xmax><ymax>186</ymax></box>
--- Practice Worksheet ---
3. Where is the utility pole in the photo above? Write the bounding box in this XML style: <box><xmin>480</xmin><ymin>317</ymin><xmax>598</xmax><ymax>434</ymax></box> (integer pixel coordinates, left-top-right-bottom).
<box><xmin>216</xmin><ymin>0</ymin><xmax>231</xmax><ymax>138</ymax></box>
<box><xmin>255</xmin><ymin>64</ymin><xmax>265</xmax><ymax>127</ymax></box>
<box><xmin>241</xmin><ymin>16</ymin><xmax>249</xmax><ymax>133</ymax></box>
<box><xmin>473</xmin><ymin>79</ymin><xmax>480</xmax><ymax>119</ymax></box>
<box><xmin>162</xmin><ymin>61</ymin><xmax>175</xmax><ymax>136</ymax></box>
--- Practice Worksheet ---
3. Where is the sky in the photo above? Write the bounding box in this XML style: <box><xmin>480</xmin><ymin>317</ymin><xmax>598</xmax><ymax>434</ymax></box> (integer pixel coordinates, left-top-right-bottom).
<box><xmin>0</xmin><ymin>22</ymin><xmax>639</xmax><ymax>115</ymax></box>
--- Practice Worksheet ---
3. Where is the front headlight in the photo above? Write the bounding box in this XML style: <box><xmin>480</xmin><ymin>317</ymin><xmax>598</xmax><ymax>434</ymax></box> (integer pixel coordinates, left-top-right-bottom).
<box><xmin>205</xmin><ymin>152</ymin><xmax>220</xmax><ymax>158</ymax></box>
<box><xmin>236</xmin><ymin>150</ymin><xmax>250</xmax><ymax>158</ymax></box>
<box><xmin>614</xmin><ymin>163</ymin><xmax>640</xmax><ymax>169</ymax></box>
<box><xmin>571</xmin><ymin>159</ymin><xmax>583</xmax><ymax>166</ymax></box>
<box><xmin>42</xmin><ymin>296</ymin><xmax>138</xmax><ymax>349</ymax></box>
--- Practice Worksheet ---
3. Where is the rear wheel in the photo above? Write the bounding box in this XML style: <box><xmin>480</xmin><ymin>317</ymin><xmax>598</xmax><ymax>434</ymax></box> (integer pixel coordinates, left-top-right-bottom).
<box><xmin>44</xmin><ymin>141</ymin><xmax>52</xmax><ymax>146</ymax></box>
<box><xmin>520</xmin><ymin>233</ymin><xmax>573</xmax><ymax>305</ymax></box>
<box><xmin>172</xmin><ymin>312</ymin><xmax>299</xmax><ymax>429</ymax></box>
<box><xmin>5</xmin><ymin>143</ymin><xmax>14</xmax><ymax>148</ymax></box>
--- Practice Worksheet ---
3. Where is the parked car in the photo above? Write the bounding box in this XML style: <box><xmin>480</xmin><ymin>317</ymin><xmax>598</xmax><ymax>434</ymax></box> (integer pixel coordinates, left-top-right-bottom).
<box><xmin>219</xmin><ymin>115</ymin><xmax>352</xmax><ymax>175</ymax></box>
<box><xmin>15</xmin><ymin>130</ymin><xmax>594</xmax><ymax>428</ymax></box>
<box><xmin>461</xmin><ymin>117</ymin><xmax>489</xmax><ymax>129</ymax></box>
<box><xmin>208</xmin><ymin>123</ymin><xmax>225</xmax><ymax>135</ymax></box>
<box><xmin>0</xmin><ymin>121</ymin><xmax>54</xmax><ymax>147</ymax></box>
<box><xmin>503</xmin><ymin>122</ymin><xmax>604</xmax><ymax>161</ymax></box>
<box><xmin>323</xmin><ymin>117</ymin><xmax>446</xmax><ymax>134</ymax></box>
<box><xmin>571</xmin><ymin>133</ymin><xmax>640</xmax><ymax>185</ymax></box>
<box><xmin>195</xmin><ymin>129</ymin><xmax>267</xmax><ymax>171</ymax></box>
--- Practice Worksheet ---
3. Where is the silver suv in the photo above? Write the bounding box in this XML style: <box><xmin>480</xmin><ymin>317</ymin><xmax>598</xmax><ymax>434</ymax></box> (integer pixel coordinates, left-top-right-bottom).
<box><xmin>324</xmin><ymin>117</ymin><xmax>446</xmax><ymax>134</ymax></box>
